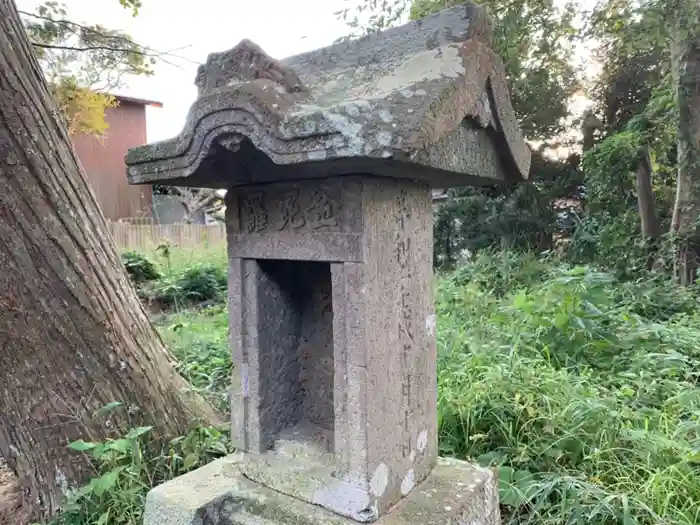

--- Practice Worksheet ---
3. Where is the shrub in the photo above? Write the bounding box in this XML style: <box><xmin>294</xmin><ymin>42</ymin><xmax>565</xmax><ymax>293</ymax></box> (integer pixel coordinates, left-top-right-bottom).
<box><xmin>143</xmin><ymin>263</ymin><xmax>228</xmax><ymax>309</ymax></box>
<box><xmin>121</xmin><ymin>251</ymin><xmax>160</xmax><ymax>283</ymax></box>
<box><xmin>177</xmin><ymin>263</ymin><xmax>227</xmax><ymax>302</ymax></box>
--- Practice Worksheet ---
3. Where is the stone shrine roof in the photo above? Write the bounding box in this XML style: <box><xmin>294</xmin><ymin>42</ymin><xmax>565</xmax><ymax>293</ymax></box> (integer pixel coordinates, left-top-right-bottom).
<box><xmin>125</xmin><ymin>2</ymin><xmax>531</xmax><ymax>189</ymax></box>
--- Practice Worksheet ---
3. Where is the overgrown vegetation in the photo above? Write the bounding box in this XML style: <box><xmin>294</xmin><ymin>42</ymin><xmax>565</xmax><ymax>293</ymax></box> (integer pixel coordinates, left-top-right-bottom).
<box><xmin>51</xmin><ymin>247</ymin><xmax>700</xmax><ymax>525</ymax></box>
<box><xmin>436</xmin><ymin>251</ymin><xmax>700</xmax><ymax>525</ymax></box>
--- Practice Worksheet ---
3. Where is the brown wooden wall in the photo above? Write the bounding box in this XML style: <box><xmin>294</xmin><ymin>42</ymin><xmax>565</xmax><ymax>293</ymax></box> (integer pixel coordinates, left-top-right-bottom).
<box><xmin>71</xmin><ymin>99</ymin><xmax>153</xmax><ymax>221</ymax></box>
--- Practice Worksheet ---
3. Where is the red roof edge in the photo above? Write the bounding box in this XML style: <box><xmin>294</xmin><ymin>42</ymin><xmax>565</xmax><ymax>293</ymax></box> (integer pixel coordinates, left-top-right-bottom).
<box><xmin>113</xmin><ymin>94</ymin><xmax>163</xmax><ymax>108</ymax></box>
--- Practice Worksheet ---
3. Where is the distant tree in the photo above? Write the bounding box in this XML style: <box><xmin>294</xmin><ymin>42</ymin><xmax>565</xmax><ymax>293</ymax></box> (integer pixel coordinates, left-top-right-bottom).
<box><xmin>575</xmin><ymin>0</ymin><xmax>700</xmax><ymax>283</ymax></box>
<box><xmin>20</xmin><ymin>1</ymin><xmax>157</xmax><ymax>136</ymax></box>
<box><xmin>667</xmin><ymin>0</ymin><xmax>700</xmax><ymax>283</ymax></box>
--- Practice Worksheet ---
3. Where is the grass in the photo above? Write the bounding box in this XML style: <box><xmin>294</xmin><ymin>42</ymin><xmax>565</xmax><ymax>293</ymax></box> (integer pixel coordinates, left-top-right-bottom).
<box><xmin>56</xmin><ymin>247</ymin><xmax>700</xmax><ymax>525</ymax></box>
<box><xmin>435</xmin><ymin>252</ymin><xmax>700</xmax><ymax>524</ymax></box>
<box><xmin>153</xmin><ymin>304</ymin><xmax>230</xmax><ymax>412</ymax></box>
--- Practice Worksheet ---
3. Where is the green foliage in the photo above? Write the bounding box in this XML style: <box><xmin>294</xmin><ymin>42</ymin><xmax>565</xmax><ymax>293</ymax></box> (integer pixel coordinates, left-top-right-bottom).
<box><xmin>567</xmin><ymin>212</ymin><xmax>651</xmax><ymax>277</ymax></box>
<box><xmin>434</xmin><ymin>151</ymin><xmax>582</xmax><ymax>268</ymax></box>
<box><xmin>141</xmin><ymin>263</ymin><xmax>228</xmax><ymax>309</ymax></box>
<box><xmin>568</xmin><ymin>75</ymin><xmax>679</xmax><ymax>273</ymax></box>
<box><xmin>121</xmin><ymin>251</ymin><xmax>160</xmax><ymax>284</ymax></box>
<box><xmin>174</xmin><ymin>264</ymin><xmax>228</xmax><ymax>302</ymax></box>
<box><xmin>124</xmin><ymin>243</ymin><xmax>229</xmax><ymax>310</ymax></box>
<box><xmin>568</xmin><ymin>71</ymin><xmax>677</xmax><ymax>276</ymax></box>
<box><xmin>434</xmin><ymin>183</ymin><xmax>557</xmax><ymax>267</ymax></box>
<box><xmin>444</xmin><ymin>249</ymin><xmax>555</xmax><ymax>296</ymax></box>
<box><xmin>587</xmin><ymin>0</ymin><xmax>671</xmax><ymax>131</ymax></box>
<box><xmin>47</xmin><ymin>411</ymin><xmax>229</xmax><ymax>525</ymax></box>
<box><xmin>437</xmin><ymin>253</ymin><xmax>700</xmax><ymax>525</ymax></box>
<box><xmin>583</xmin><ymin>131</ymin><xmax>643</xmax><ymax>214</ymax></box>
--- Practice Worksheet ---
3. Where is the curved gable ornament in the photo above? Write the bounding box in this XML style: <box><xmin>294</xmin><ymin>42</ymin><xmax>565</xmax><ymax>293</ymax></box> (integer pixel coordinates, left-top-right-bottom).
<box><xmin>126</xmin><ymin>2</ymin><xmax>531</xmax><ymax>189</ymax></box>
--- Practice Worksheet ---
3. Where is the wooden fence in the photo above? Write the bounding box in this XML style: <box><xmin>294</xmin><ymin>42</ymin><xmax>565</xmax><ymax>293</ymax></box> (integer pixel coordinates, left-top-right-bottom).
<box><xmin>108</xmin><ymin>222</ymin><xmax>226</xmax><ymax>252</ymax></box>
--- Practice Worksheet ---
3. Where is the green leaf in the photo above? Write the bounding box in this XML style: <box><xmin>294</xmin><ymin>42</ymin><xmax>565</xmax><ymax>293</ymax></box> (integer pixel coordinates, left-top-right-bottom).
<box><xmin>93</xmin><ymin>401</ymin><xmax>123</xmax><ymax>419</ymax></box>
<box><xmin>499</xmin><ymin>484</ymin><xmax>523</xmax><ymax>508</ymax></box>
<box><xmin>67</xmin><ymin>439</ymin><xmax>97</xmax><ymax>452</ymax></box>
<box><xmin>75</xmin><ymin>478</ymin><xmax>98</xmax><ymax>498</ymax></box>
<box><xmin>497</xmin><ymin>466</ymin><xmax>527</xmax><ymax>508</ymax></box>
<box><xmin>498</xmin><ymin>466</ymin><xmax>515</xmax><ymax>484</ymax></box>
<box><xmin>183</xmin><ymin>453</ymin><xmax>199</xmax><ymax>471</ymax></box>
<box><xmin>125</xmin><ymin>426</ymin><xmax>153</xmax><ymax>440</ymax></box>
<box><xmin>92</xmin><ymin>466</ymin><xmax>126</xmax><ymax>497</ymax></box>
<box><xmin>106</xmin><ymin>439</ymin><xmax>131</xmax><ymax>454</ymax></box>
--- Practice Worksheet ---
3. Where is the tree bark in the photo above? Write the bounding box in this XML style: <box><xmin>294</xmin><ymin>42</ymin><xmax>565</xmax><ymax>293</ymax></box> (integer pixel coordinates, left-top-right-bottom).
<box><xmin>670</xmin><ymin>0</ymin><xmax>700</xmax><ymax>285</ymax></box>
<box><xmin>635</xmin><ymin>147</ymin><xmax>661</xmax><ymax>239</ymax></box>
<box><xmin>0</xmin><ymin>0</ymin><xmax>220</xmax><ymax>521</ymax></box>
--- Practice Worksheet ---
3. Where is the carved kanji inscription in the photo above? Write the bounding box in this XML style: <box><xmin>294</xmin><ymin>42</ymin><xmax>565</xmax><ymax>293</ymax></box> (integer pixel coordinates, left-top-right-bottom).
<box><xmin>238</xmin><ymin>183</ymin><xmax>342</xmax><ymax>234</ymax></box>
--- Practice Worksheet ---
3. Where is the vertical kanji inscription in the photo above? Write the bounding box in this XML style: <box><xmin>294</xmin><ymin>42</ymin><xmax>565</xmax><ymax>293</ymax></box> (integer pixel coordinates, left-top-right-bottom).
<box><xmin>307</xmin><ymin>187</ymin><xmax>339</xmax><ymax>229</ymax></box>
<box><xmin>278</xmin><ymin>188</ymin><xmax>306</xmax><ymax>230</ymax></box>
<box><xmin>395</xmin><ymin>188</ymin><xmax>414</xmax><ymax>458</ymax></box>
<box><xmin>242</xmin><ymin>191</ymin><xmax>269</xmax><ymax>233</ymax></box>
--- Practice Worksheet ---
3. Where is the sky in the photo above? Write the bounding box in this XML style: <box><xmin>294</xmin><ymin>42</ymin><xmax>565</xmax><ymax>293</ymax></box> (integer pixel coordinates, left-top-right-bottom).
<box><xmin>17</xmin><ymin>0</ymin><xmax>357</xmax><ymax>142</ymax></box>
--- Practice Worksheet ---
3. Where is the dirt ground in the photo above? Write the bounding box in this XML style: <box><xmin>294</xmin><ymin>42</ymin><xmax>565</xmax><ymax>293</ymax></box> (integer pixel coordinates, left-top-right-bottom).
<box><xmin>0</xmin><ymin>458</ymin><xmax>28</xmax><ymax>525</ymax></box>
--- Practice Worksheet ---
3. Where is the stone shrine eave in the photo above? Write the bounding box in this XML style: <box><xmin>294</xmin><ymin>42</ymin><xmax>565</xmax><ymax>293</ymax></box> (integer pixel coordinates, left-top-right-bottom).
<box><xmin>125</xmin><ymin>3</ymin><xmax>531</xmax><ymax>189</ymax></box>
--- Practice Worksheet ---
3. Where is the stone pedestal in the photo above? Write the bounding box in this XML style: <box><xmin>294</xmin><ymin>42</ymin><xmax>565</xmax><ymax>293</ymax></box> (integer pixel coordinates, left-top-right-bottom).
<box><xmin>126</xmin><ymin>3</ymin><xmax>531</xmax><ymax>525</ymax></box>
<box><xmin>143</xmin><ymin>454</ymin><xmax>500</xmax><ymax>525</ymax></box>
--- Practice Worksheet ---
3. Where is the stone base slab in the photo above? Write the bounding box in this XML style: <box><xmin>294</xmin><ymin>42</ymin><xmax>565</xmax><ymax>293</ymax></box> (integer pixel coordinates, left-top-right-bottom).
<box><xmin>143</xmin><ymin>453</ymin><xmax>500</xmax><ymax>525</ymax></box>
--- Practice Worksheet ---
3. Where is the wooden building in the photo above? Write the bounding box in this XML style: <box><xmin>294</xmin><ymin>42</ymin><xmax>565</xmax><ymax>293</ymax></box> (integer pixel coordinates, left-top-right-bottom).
<box><xmin>71</xmin><ymin>94</ymin><xmax>162</xmax><ymax>221</ymax></box>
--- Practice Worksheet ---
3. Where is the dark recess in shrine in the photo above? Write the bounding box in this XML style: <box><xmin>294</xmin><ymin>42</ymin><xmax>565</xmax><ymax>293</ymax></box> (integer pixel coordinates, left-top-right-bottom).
<box><xmin>256</xmin><ymin>259</ymin><xmax>335</xmax><ymax>453</ymax></box>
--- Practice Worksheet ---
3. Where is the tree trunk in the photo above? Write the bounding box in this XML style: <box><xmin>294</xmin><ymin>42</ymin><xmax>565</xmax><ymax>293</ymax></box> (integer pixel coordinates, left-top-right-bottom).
<box><xmin>635</xmin><ymin>147</ymin><xmax>661</xmax><ymax>239</ymax></box>
<box><xmin>670</xmin><ymin>1</ymin><xmax>700</xmax><ymax>285</ymax></box>
<box><xmin>635</xmin><ymin>147</ymin><xmax>662</xmax><ymax>271</ymax></box>
<box><xmin>0</xmin><ymin>1</ymin><xmax>220</xmax><ymax>521</ymax></box>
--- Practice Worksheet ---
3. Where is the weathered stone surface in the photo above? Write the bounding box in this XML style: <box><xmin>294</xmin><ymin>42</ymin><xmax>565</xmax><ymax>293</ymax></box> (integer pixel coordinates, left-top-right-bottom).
<box><xmin>125</xmin><ymin>3</ymin><xmax>530</xmax><ymax>189</ymax></box>
<box><xmin>142</xmin><ymin>454</ymin><xmax>499</xmax><ymax>525</ymax></box>
<box><xmin>225</xmin><ymin>178</ymin><xmax>436</xmax><ymax>521</ymax></box>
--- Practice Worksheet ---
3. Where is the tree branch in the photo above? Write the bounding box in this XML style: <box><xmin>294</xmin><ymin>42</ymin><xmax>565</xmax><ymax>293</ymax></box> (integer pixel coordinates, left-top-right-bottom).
<box><xmin>19</xmin><ymin>10</ymin><xmax>138</xmax><ymax>46</ymax></box>
<box><xmin>19</xmin><ymin>8</ymin><xmax>199</xmax><ymax>68</ymax></box>
<box><xmin>31</xmin><ymin>41</ymin><xmax>152</xmax><ymax>54</ymax></box>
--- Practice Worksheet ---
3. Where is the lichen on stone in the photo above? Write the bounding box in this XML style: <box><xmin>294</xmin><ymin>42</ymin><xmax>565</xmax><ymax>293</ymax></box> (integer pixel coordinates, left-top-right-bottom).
<box><xmin>125</xmin><ymin>2</ymin><xmax>531</xmax><ymax>191</ymax></box>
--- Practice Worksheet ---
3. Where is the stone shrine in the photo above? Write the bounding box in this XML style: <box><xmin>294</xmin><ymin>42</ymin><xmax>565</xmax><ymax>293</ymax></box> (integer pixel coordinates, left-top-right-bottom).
<box><xmin>125</xmin><ymin>3</ymin><xmax>530</xmax><ymax>525</ymax></box>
